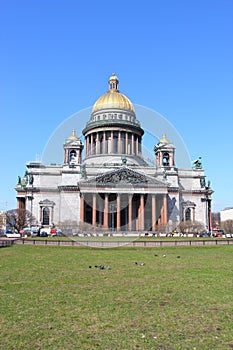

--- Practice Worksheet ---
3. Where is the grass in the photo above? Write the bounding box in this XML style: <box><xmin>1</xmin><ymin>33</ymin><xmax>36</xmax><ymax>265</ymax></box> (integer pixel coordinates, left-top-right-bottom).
<box><xmin>0</xmin><ymin>244</ymin><xmax>233</xmax><ymax>350</ymax></box>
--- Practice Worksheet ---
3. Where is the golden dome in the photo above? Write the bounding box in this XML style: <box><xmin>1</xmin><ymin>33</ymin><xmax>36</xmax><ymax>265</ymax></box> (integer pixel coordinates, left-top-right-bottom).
<box><xmin>92</xmin><ymin>73</ymin><xmax>134</xmax><ymax>113</ymax></box>
<box><xmin>159</xmin><ymin>134</ymin><xmax>170</xmax><ymax>143</ymax></box>
<box><xmin>67</xmin><ymin>129</ymin><xmax>79</xmax><ymax>141</ymax></box>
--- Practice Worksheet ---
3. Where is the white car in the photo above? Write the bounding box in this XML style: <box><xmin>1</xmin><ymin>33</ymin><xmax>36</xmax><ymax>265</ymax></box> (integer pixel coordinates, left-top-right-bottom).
<box><xmin>5</xmin><ymin>232</ymin><xmax>21</xmax><ymax>238</ymax></box>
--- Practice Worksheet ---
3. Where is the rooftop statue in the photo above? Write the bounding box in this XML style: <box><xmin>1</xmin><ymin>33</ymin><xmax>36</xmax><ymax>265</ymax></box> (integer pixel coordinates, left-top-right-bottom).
<box><xmin>192</xmin><ymin>157</ymin><xmax>202</xmax><ymax>169</ymax></box>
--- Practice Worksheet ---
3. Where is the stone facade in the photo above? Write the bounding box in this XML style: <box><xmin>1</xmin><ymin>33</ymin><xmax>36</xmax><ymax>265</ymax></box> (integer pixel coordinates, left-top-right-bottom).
<box><xmin>16</xmin><ymin>74</ymin><xmax>213</xmax><ymax>233</ymax></box>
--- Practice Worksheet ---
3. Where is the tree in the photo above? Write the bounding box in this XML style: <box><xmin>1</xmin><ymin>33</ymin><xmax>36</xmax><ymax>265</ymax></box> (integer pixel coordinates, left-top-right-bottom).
<box><xmin>0</xmin><ymin>212</ymin><xmax>6</xmax><ymax>230</ymax></box>
<box><xmin>178</xmin><ymin>220</ymin><xmax>205</xmax><ymax>234</ymax></box>
<box><xmin>5</xmin><ymin>209</ymin><xmax>36</xmax><ymax>231</ymax></box>
<box><xmin>221</xmin><ymin>220</ymin><xmax>233</xmax><ymax>234</ymax></box>
<box><xmin>212</xmin><ymin>212</ymin><xmax>220</xmax><ymax>228</ymax></box>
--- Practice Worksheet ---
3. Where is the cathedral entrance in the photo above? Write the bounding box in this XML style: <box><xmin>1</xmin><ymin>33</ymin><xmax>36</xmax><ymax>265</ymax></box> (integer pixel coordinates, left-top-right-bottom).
<box><xmin>80</xmin><ymin>192</ymin><xmax>168</xmax><ymax>232</ymax></box>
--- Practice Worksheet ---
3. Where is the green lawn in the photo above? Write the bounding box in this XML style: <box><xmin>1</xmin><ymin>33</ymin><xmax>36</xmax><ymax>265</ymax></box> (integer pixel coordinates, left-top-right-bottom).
<box><xmin>0</xmin><ymin>245</ymin><xmax>232</xmax><ymax>350</ymax></box>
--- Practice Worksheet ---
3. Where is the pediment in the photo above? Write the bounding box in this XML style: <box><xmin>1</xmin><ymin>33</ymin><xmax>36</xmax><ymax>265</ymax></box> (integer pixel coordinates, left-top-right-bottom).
<box><xmin>96</xmin><ymin>167</ymin><xmax>148</xmax><ymax>184</ymax></box>
<box><xmin>79</xmin><ymin>166</ymin><xmax>167</xmax><ymax>187</ymax></box>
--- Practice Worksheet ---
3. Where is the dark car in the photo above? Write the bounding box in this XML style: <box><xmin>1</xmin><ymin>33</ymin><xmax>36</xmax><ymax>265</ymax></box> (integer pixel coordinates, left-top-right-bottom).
<box><xmin>40</xmin><ymin>231</ymin><xmax>48</xmax><ymax>237</ymax></box>
<box><xmin>199</xmin><ymin>232</ymin><xmax>211</xmax><ymax>237</ymax></box>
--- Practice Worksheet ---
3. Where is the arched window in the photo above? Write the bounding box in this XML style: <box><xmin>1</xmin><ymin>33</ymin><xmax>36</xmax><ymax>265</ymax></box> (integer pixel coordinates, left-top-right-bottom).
<box><xmin>42</xmin><ymin>207</ymin><xmax>50</xmax><ymax>225</ymax></box>
<box><xmin>69</xmin><ymin>150</ymin><xmax>76</xmax><ymax>162</ymax></box>
<box><xmin>162</xmin><ymin>152</ymin><xmax>170</xmax><ymax>166</ymax></box>
<box><xmin>185</xmin><ymin>208</ymin><xmax>191</xmax><ymax>221</ymax></box>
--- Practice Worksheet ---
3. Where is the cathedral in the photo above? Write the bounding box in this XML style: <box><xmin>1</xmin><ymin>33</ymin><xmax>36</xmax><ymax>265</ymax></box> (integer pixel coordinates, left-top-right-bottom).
<box><xmin>16</xmin><ymin>74</ymin><xmax>213</xmax><ymax>234</ymax></box>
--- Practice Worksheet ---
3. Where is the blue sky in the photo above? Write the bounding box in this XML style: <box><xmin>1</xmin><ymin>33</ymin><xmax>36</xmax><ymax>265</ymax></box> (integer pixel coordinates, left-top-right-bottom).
<box><xmin>0</xmin><ymin>0</ymin><xmax>232</xmax><ymax>213</ymax></box>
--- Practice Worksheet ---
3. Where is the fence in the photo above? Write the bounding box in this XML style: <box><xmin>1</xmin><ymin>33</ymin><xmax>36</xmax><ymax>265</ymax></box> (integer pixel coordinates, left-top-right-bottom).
<box><xmin>15</xmin><ymin>238</ymin><xmax>233</xmax><ymax>248</ymax></box>
<box><xmin>0</xmin><ymin>239</ymin><xmax>15</xmax><ymax>248</ymax></box>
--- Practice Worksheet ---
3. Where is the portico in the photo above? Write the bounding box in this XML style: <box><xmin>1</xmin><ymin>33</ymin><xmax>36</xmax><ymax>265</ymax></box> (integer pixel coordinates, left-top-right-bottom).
<box><xmin>78</xmin><ymin>167</ymin><xmax>168</xmax><ymax>231</ymax></box>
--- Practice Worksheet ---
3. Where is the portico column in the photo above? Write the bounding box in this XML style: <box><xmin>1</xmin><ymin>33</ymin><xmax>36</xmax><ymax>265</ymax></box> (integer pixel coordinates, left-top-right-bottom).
<box><xmin>163</xmin><ymin>195</ymin><xmax>168</xmax><ymax>224</ymax></box>
<box><xmin>92</xmin><ymin>194</ymin><xmax>96</xmax><ymax>226</ymax></box>
<box><xmin>152</xmin><ymin>194</ymin><xmax>156</xmax><ymax>231</ymax></box>
<box><xmin>140</xmin><ymin>194</ymin><xmax>145</xmax><ymax>230</ymax></box>
<box><xmin>103</xmin><ymin>194</ymin><xmax>109</xmax><ymax>228</ymax></box>
<box><xmin>116</xmin><ymin>194</ymin><xmax>121</xmax><ymax>230</ymax></box>
<box><xmin>125</xmin><ymin>132</ymin><xmax>128</xmax><ymax>154</ymax></box>
<box><xmin>80</xmin><ymin>194</ymin><xmax>84</xmax><ymax>223</ymax></box>
<box><xmin>128</xmin><ymin>194</ymin><xmax>133</xmax><ymax>231</ymax></box>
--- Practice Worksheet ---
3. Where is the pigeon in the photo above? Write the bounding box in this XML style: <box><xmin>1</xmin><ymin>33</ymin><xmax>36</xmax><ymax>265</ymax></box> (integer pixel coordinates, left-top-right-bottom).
<box><xmin>89</xmin><ymin>266</ymin><xmax>92</xmax><ymax>268</ymax></box>
<box><xmin>99</xmin><ymin>265</ymin><xmax>104</xmax><ymax>270</ymax></box>
<box><xmin>140</xmin><ymin>263</ymin><xmax>145</xmax><ymax>266</ymax></box>
<box><xmin>106</xmin><ymin>265</ymin><xmax>111</xmax><ymax>270</ymax></box>
<box><xmin>134</xmin><ymin>262</ymin><xmax>138</xmax><ymax>265</ymax></box>
<box><xmin>177</xmin><ymin>256</ymin><xmax>181</xmax><ymax>258</ymax></box>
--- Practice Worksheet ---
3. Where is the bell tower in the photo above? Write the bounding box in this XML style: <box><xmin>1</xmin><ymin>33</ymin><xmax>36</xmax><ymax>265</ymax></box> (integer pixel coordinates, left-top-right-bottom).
<box><xmin>154</xmin><ymin>134</ymin><xmax>175</xmax><ymax>168</ymax></box>
<box><xmin>63</xmin><ymin>130</ymin><xmax>84</xmax><ymax>167</ymax></box>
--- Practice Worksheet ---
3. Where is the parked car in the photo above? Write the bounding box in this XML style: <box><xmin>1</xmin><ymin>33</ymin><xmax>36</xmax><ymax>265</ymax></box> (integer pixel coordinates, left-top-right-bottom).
<box><xmin>56</xmin><ymin>231</ymin><xmax>63</xmax><ymax>236</ymax></box>
<box><xmin>212</xmin><ymin>230</ymin><xmax>224</xmax><ymax>237</ymax></box>
<box><xmin>199</xmin><ymin>232</ymin><xmax>211</xmax><ymax>237</ymax></box>
<box><xmin>40</xmin><ymin>231</ymin><xmax>48</xmax><ymax>237</ymax></box>
<box><xmin>50</xmin><ymin>229</ymin><xmax>57</xmax><ymax>236</ymax></box>
<box><xmin>5</xmin><ymin>232</ymin><xmax>21</xmax><ymax>238</ymax></box>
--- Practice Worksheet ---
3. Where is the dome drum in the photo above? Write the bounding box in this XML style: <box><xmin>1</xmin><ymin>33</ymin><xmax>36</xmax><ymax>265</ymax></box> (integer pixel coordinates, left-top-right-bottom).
<box><xmin>83</xmin><ymin>119</ymin><xmax>144</xmax><ymax>137</ymax></box>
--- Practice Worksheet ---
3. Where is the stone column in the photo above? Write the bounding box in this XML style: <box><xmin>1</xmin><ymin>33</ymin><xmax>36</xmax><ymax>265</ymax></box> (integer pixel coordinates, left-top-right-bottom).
<box><xmin>51</xmin><ymin>207</ymin><xmax>54</xmax><ymax>224</ymax></box>
<box><xmin>152</xmin><ymin>194</ymin><xmax>156</xmax><ymax>231</ymax></box>
<box><xmin>103</xmin><ymin>194</ymin><xmax>108</xmax><ymax>229</ymax></box>
<box><xmin>103</xmin><ymin>131</ymin><xmax>106</xmax><ymax>154</ymax></box>
<box><xmin>96</xmin><ymin>133</ymin><xmax>100</xmax><ymax>154</ymax></box>
<box><xmin>125</xmin><ymin>132</ymin><xmax>128</xmax><ymax>154</ymax></box>
<box><xmin>128</xmin><ymin>194</ymin><xmax>133</xmax><ymax>231</ymax></box>
<box><xmin>163</xmin><ymin>195</ymin><xmax>168</xmax><ymax>224</ymax></box>
<box><xmin>80</xmin><ymin>194</ymin><xmax>84</xmax><ymax>223</ymax></box>
<box><xmin>118</xmin><ymin>131</ymin><xmax>122</xmax><ymax>154</ymax></box>
<box><xmin>92</xmin><ymin>194</ymin><xmax>96</xmax><ymax>226</ymax></box>
<box><xmin>140</xmin><ymin>194</ymin><xmax>145</xmax><ymax>231</ymax></box>
<box><xmin>39</xmin><ymin>207</ymin><xmax>42</xmax><ymax>222</ymax></box>
<box><xmin>64</xmin><ymin>149</ymin><xmax>67</xmax><ymax>164</ymax></box>
<box><xmin>132</xmin><ymin>134</ymin><xmax>135</xmax><ymax>155</ymax></box>
<box><xmin>116</xmin><ymin>194</ymin><xmax>121</xmax><ymax>230</ymax></box>
<box><xmin>111</xmin><ymin>131</ymin><xmax>114</xmax><ymax>153</ymax></box>
<box><xmin>86</xmin><ymin>136</ymin><xmax>89</xmax><ymax>156</ymax></box>
<box><xmin>90</xmin><ymin>134</ymin><xmax>93</xmax><ymax>155</ymax></box>
<box><xmin>136</xmin><ymin>135</ymin><xmax>139</xmax><ymax>155</ymax></box>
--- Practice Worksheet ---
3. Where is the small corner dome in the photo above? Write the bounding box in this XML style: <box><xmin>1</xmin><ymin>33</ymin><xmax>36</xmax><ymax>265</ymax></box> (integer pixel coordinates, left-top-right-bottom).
<box><xmin>159</xmin><ymin>134</ymin><xmax>170</xmax><ymax>144</ymax></box>
<box><xmin>65</xmin><ymin>130</ymin><xmax>81</xmax><ymax>143</ymax></box>
<box><xmin>92</xmin><ymin>73</ymin><xmax>134</xmax><ymax>113</ymax></box>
